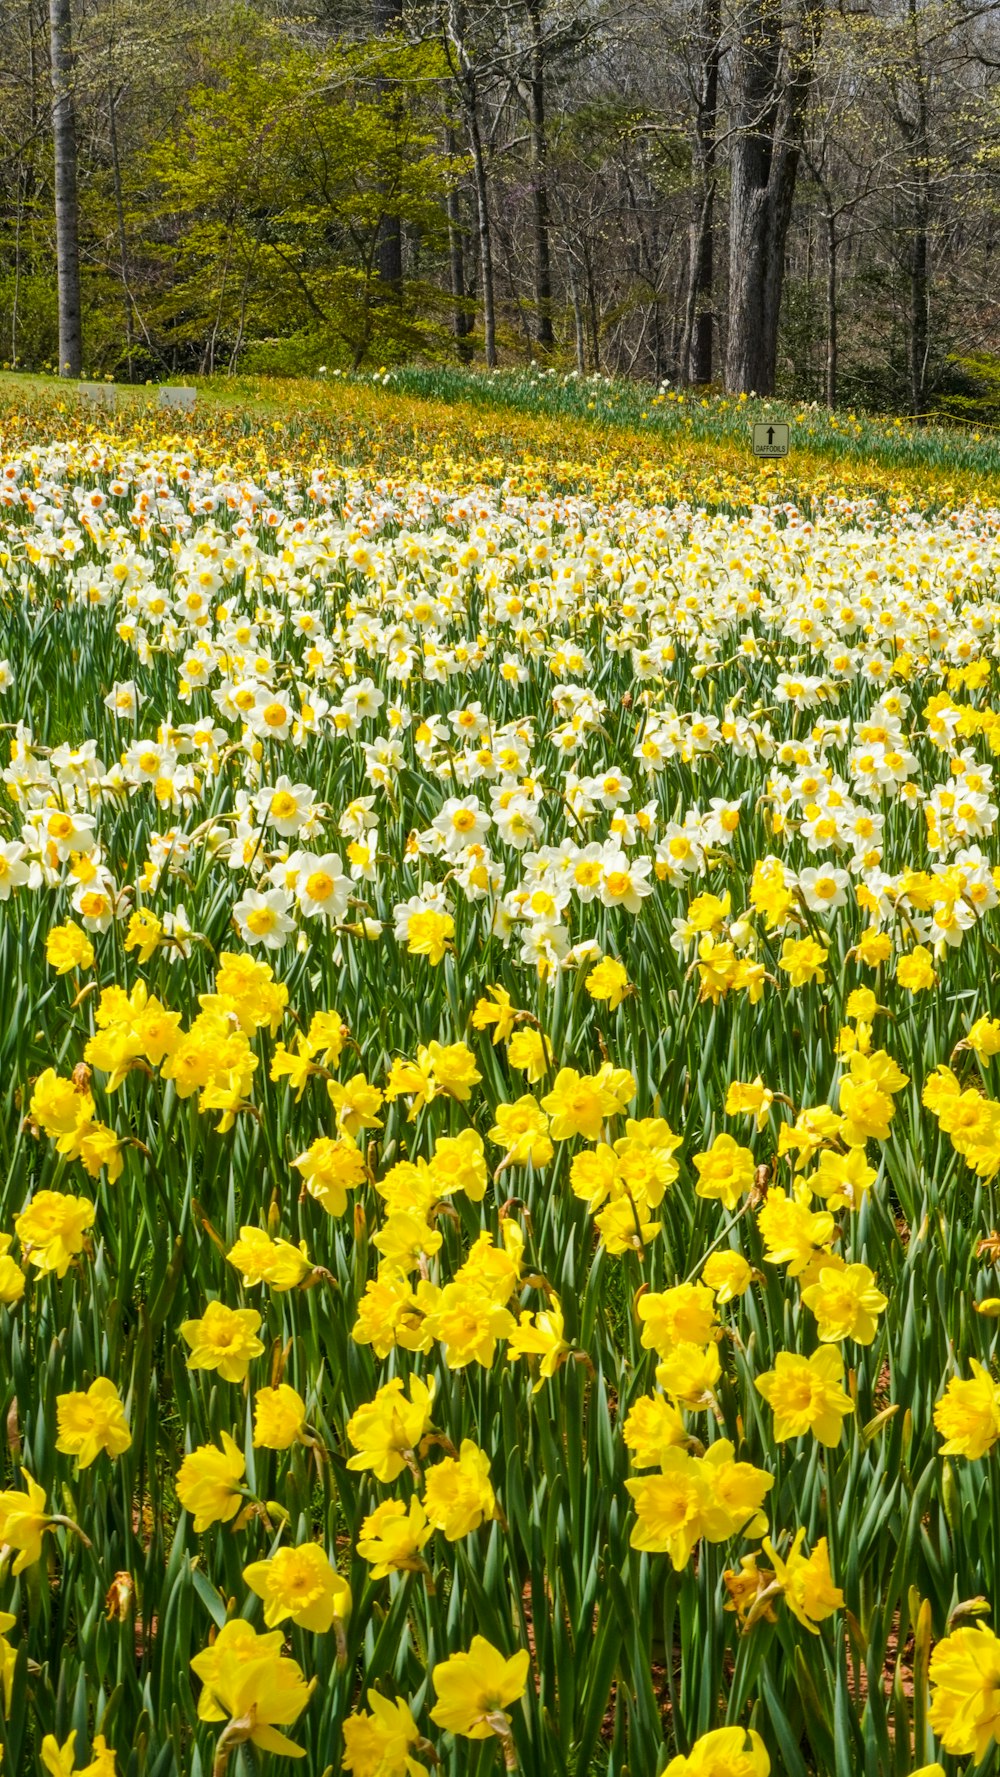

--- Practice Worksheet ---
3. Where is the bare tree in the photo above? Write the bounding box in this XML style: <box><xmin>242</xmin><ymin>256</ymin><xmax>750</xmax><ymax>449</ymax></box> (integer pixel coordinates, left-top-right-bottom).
<box><xmin>0</xmin><ymin>0</ymin><xmax>994</xmax><ymax>395</ymax></box>
<box><xmin>444</xmin><ymin>0</ymin><xmax>498</xmax><ymax>365</ymax></box>
<box><xmin>49</xmin><ymin>0</ymin><xmax>82</xmax><ymax>374</ymax></box>
<box><xmin>726</xmin><ymin>0</ymin><xmax>818</xmax><ymax>393</ymax></box>
<box><xmin>525</xmin><ymin>0</ymin><xmax>554</xmax><ymax>347</ymax></box>
<box><xmin>680</xmin><ymin>0</ymin><xmax>721</xmax><ymax>382</ymax></box>
<box><xmin>374</xmin><ymin>0</ymin><xmax>405</xmax><ymax>293</ymax></box>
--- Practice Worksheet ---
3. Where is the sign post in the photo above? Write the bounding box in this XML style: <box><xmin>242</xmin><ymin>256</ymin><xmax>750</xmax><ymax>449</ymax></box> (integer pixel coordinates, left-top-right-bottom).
<box><xmin>158</xmin><ymin>386</ymin><xmax>197</xmax><ymax>414</ymax></box>
<box><xmin>78</xmin><ymin>383</ymin><xmax>118</xmax><ymax>410</ymax></box>
<box><xmin>752</xmin><ymin>421</ymin><xmax>790</xmax><ymax>458</ymax></box>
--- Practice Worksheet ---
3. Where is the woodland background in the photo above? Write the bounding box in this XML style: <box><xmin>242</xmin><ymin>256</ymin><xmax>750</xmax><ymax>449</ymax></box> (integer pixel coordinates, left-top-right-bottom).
<box><xmin>6</xmin><ymin>0</ymin><xmax>1000</xmax><ymax>413</ymax></box>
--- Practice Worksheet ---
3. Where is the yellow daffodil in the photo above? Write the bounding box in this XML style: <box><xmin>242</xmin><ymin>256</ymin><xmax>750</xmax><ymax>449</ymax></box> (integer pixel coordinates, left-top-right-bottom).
<box><xmin>55</xmin><ymin>1378</ymin><xmax>131</xmax><ymax>1468</ymax></box>
<box><xmin>429</xmin><ymin>1635</ymin><xmax>529</xmax><ymax>1741</ymax></box>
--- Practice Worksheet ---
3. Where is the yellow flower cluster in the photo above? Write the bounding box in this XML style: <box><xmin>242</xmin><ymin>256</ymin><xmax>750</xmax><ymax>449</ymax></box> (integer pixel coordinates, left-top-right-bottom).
<box><xmin>4</xmin><ymin>428</ymin><xmax>1000</xmax><ymax>1776</ymax></box>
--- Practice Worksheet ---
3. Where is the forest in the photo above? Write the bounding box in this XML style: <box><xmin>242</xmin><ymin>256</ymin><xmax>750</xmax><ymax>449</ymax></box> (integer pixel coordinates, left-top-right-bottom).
<box><xmin>4</xmin><ymin>0</ymin><xmax>1000</xmax><ymax>424</ymax></box>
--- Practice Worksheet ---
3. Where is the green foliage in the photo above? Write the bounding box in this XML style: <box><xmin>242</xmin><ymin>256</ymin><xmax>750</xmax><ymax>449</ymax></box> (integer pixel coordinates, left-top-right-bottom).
<box><xmin>141</xmin><ymin>22</ymin><xmax>463</xmax><ymax>373</ymax></box>
<box><xmin>0</xmin><ymin>272</ymin><xmax>58</xmax><ymax>371</ymax></box>
<box><xmin>938</xmin><ymin>355</ymin><xmax>1000</xmax><ymax>429</ymax></box>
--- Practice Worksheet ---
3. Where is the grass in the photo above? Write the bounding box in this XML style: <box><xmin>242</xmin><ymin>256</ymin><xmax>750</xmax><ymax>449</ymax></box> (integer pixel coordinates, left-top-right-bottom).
<box><xmin>0</xmin><ymin>365</ymin><xmax>998</xmax><ymax>509</ymax></box>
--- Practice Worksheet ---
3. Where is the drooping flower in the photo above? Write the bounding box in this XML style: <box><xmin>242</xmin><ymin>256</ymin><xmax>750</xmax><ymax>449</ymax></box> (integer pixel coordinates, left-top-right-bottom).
<box><xmin>293</xmin><ymin>1135</ymin><xmax>368</xmax><ymax>1217</ymax></box>
<box><xmin>356</xmin><ymin>1498</ymin><xmax>432</xmax><ymax>1578</ymax></box>
<box><xmin>622</xmin><ymin>1393</ymin><xmax>687</xmax><ymax>1468</ymax></box>
<box><xmin>226</xmin><ymin>1227</ymin><xmax>311</xmax><ymax>1291</ymax></box>
<box><xmin>346</xmin><ymin>1375</ymin><xmax>435</xmax><ymax>1482</ymax></box>
<box><xmin>506</xmin><ymin>1028</ymin><xmax>551</xmax><ymax>1083</ymax></box>
<box><xmin>778</xmin><ymin>936</ymin><xmax>828</xmax><ymax>988</ymax></box>
<box><xmin>327</xmin><ymin>1073</ymin><xmax>385</xmax><ymax>1137</ymax></box>
<box><xmin>0</xmin><ymin>1233</ymin><xmax>25</xmax><ymax>1305</ymax></box>
<box><xmin>175</xmin><ymin>1433</ymin><xmax>246</xmax><ymax>1532</ymax></box>
<box><xmin>429</xmin><ymin>1636</ymin><xmax>529</xmax><ymax>1741</ymax></box>
<box><xmin>586</xmin><ymin>956</ymin><xmax>631</xmax><ymax>1009</ymax></box>
<box><xmin>0</xmin><ymin>1470</ymin><xmax>53</xmax><ymax>1573</ymax></box>
<box><xmin>471</xmin><ymin>985</ymin><xmax>518</xmax><ymax>1045</ymax></box>
<box><xmin>702</xmin><ymin>1250</ymin><xmax>753</xmax><ymax>1303</ymax></box>
<box><xmin>807</xmin><ymin>1147</ymin><xmax>876</xmax><ymax>1212</ymax></box>
<box><xmin>342</xmin><ymin>1690</ymin><xmax>425</xmax><ymax>1776</ymax></box>
<box><xmin>664</xmin><ymin>1727</ymin><xmax>770</xmax><ymax>1776</ymax></box>
<box><xmin>191</xmin><ymin>1618</ymin><xmax>314</xmax><ymax>1760</ymax></box>
<box><xmin>253</xmin><ymin>1384</ymin><xmax>309</xmax><ymax>1450</ymax></box>
<box><xmin>896</xmin><ymin>945</ymin><xmax>937</xmax><ymax>992</ymax></box>
<box><xmin>762</xmin><ymin>1529</ymin><xmax>844</xmax><ymax>1632</ymax></box>
<box><xmin>489</xmin><ymin>1096</ymin><xmax>554</xmax><ymax>1169</ymax></box>
<box><xmin>45</xmin><ymin>921</ymin><xmax>95</xmax><ymax>976</ymax></box>
<box><xmin>725</xmin><ymin>1077</ymin><xmax>775</xmax><ymax>1130</ymax></box>
<box><xmin>595</xmin><ymin>1196</ymin><xmax>661</xmax><ymax>1255</ymax></box>
<box><xmin>400</xmin><ymin>906</ymin><xmax>454</xmax><ymax>965</ymax></box>
<box><xmin>656</xmin><ymin>1342</ymin><xmax>722</xmax><ymax>1409</ymax></box>
<box><xmin>506</xmin><ymin>1298</ymin><xmax>571</xmax><ymax>1390</ymax></box>
<box><xmin>757</xmin><ymin>1187</ymin><xmax>835</xmax><ymax>1276</ymax></box>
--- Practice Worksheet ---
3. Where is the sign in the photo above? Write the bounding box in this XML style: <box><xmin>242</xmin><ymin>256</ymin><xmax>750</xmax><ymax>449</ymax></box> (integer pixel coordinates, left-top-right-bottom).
<box><xmin>752</xmin><ymin>421</ymin><xmax>789</xmax><ymax>458</ymax></box>
<box><xmin>78</xmin><ymin>383</ymin><xmax>118</xmax><ymax>409</ymax></box>
<box><xmin>158</xmin><ymin>386</ymin><xmax>197</xmax><ymax>413</ymax></box>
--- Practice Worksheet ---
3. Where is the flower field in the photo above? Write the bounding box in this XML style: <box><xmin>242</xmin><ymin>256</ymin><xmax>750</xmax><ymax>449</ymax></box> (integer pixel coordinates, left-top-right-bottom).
<box><xmin>1</xmin><ymin>395</ymin><xmax>1000</xmax><ymax>1777</ymax></box>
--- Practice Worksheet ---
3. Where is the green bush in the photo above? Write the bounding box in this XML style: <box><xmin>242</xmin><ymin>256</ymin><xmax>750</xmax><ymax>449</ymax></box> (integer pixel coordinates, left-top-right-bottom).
<box><xmin>937</xmin><ymin>353</ymin><xmax>1000</xmax><ymax>427</ymax></box>
<box><xmin>0</xmin><ymin>272</ymin><xmax>59</xmax><ymax>371</ymax></box>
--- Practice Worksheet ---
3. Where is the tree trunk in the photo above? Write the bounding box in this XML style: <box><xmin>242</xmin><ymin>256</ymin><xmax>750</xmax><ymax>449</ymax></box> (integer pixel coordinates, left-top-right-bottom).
<box><xmin>585</xmin><ymin>246</ymin><xmax>600</xmax><ymax>370</ymax></box>
<box><xmin>467</xmin><ymin>89</ymin><xmax>497</xmax><ymax>366</ymax></box>
<box><xmin>526</xmin><ymin>0</ymin><xmax>554</xmax><ymax>350</ymax></box>
<box><xmin>377</xmin><ymin>214</ymin><xmax>403</xmax><ymax>293</ymax></box>
<box><xmin>446</xmin><ymin>128</ymin><xmax>474</xmax><ymax>360</ymax></box>
<box><xmin>651</xmin><ymin>285</ymin><xmax>665</xmax><ymax>381</ymax></box>
<box><xmin>108</xmin><ymin>80</ymin><xmax>135</xmax><ymax>377</ymax></box>
<box><xmin>682</xmin><ymin>186</ymin><xmax>716</xmax><ymax>384</ymax></box>
<box><xmin>726</xmin><ymin>0</ymin><xmax>816</xmax><ymax>395</ymax></box>
<box><xmin>681</xmin><ymin>0</ymin><xmax>720</xmax><ymax>384</ymax></box>
<box><xmin>374</xmin><ymin>0</ymin><xmax>404</xmax><ymax>293</ymax></box>
<box><xmin>446</xmin><ymin>0</ymin><xmax>496</xmax><ymax>366</ymax></box>
<box><xmin>49</xmin><ymin>0</ymin><xmax>82</xmax><ymax>377</ymax></box>
<box><xmin>909</xmin><ymin>173</ymin><xmax>929</xmax><ymax>415</ymax></box>
<box><xmin>906</xmin><ymin>0</ymin><xmax>929</xmax><ymax>417</ymax></box>
<box><xmin>824</xmin><ymin>206</ymin><xmax>837</xmax><ymax>408</ymax></box>
<box><xmin>571</xmin><ymin>284</ymin><xmax>586</xmax><ymax>372</ymax></box>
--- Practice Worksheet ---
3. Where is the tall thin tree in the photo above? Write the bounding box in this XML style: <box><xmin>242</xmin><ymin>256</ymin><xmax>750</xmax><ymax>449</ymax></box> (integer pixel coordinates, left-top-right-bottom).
<box><xmin>445</xmin><ymin>0</ymin><xmax>497</xmax><ymax>366</ymax></box>
<box><xmin>680</xmin><ymin>0</ymin><xmax>720</xmax><ymax>384</ymax></box>
<box><xmin>526</xmin><ymin>0</ymin><xmax>554</xmax><ymax>349</ymax></box>
<box><xmin>49</xmin><ymin>0</ymin><xmax>82</xmax><ymax>375</ymax></box>
<box><xmin>726</xmin><ymin>0</ymin><xmax>817</xmax><ymax>394</ymax></box>
<box><xmin>374</xmin><ymin>0</ymin><xmax>405</xmax><ymax>292</ymax></box>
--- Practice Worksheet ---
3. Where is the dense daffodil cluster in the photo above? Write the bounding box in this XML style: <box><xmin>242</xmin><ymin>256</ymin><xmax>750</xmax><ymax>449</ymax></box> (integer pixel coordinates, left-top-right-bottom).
<box><xmin>1</xmin><ymin>433</ymin><xmax>1000</xmax><ymax>1775</ymax></box>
